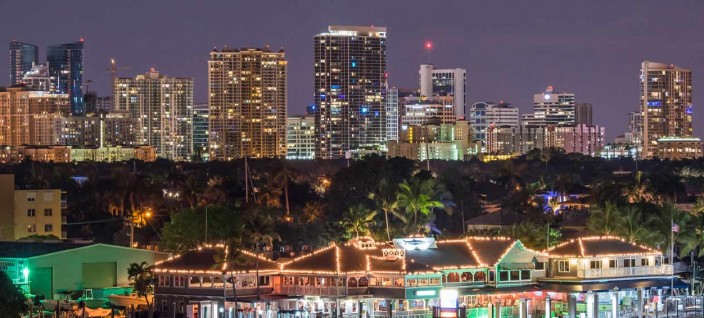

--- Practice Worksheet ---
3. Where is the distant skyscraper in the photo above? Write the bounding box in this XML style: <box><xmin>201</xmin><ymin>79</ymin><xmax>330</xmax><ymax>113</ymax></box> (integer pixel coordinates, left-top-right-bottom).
<box><xmin>401</xmin><ymin>96</ymin><xmax>456</xmax><ymax>127</ymax></box>
<box><xmin>286</xmin><ymin>116</ymin><xmax>315</xmax><ymax>160</ymax></box>
<box><xmin>114</xmin><ymin>69</ymin><xmax>193</xmax><ymax>161</ymax></box>
<box><xmin>0</xmin><ymin>87</ymin><xmax>69</xmax><ymax>147</ymax></box>
<box><xmin>469</xmin><ymin>102</ymin><xmax>519</xmax><ymax>144</ymax></box>
<box><xmin>314</xmin><ymin>26</ymin><xmax>387</xmax><ymax>159</ymax></box>
<box><xmin>193</xmin><ymin>103</ymin><xmax>209</xmax><ymax>161</ymax></box>
<box><xmin>386</xmin><ymin>88</ymin><xmax>399</xmax><ymax>142</ymax></box>
<box><xmin>575</xmin><ymin>102</ymin><xmax>593</xmax><ymax>126</ymax></box>
<box><xmin>9</xmin><ymin>41</ymin><xmax>38</xmax><ymax>85</ymax></box>
<box><xmin>21</xmin><ymin>63</ymin><xmax>52</xmax><ymax>91</ymax></box>
<box><xmin>419</xmin><ymin>64</ymin><xmax>466</xmax><ymax>119</ymax></box>
<box><xmin>522</xmin><ymin>86</ymin><xmax>575</xmax><ymax>127</ymax></box>
<box><xmin>208</xmin><ymin>47</ymin><xmax>287</xmax><ymax>160</ymax></box>
<box><xmin>640</xmin><ymin>61</ymin><xmax>693</xmax><ymax>158</ymax></box>
<box><xmin>626</xmin><ymin>111</ymin><xmax>643</xmax><ymax>144</ymax></box>
<box><xmin>47</xmin><ymin>40</ymin><xmax>84</xmax><ymax>115</ymax></box>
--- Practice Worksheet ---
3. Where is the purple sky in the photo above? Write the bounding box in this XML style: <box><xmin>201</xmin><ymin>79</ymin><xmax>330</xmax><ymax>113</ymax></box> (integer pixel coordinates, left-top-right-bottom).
<box><xmin>2</xmin><ymin>0</ymin><xmax>703</xmax><ymax>140</ymax></box>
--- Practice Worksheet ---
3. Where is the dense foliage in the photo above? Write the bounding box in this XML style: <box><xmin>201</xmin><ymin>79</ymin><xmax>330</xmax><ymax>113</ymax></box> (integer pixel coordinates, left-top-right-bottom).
<box><xmin>0</xmin><ymin>271</ymin><xmax>28</xmax><ymax>317</ymax></box>
<box><xmin>5</xmin><ymin>149</ymin><xmax>704</xmax><ymax>255</ymax></box>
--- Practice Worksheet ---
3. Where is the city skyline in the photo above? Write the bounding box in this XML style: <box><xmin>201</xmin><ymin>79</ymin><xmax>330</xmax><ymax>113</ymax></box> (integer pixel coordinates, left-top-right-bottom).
<box><xmin>1</xmin><ymin>1</ymin><xmax>703</xmax><ymax>141</ymax></box>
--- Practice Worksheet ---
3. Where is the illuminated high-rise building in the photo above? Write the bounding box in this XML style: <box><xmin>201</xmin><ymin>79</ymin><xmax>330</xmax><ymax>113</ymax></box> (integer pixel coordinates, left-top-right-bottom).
<box><xmin>114</xmin><ymin>69</ymin><xmax>193</xmax><ymax>161</ymax></box>
<box><xmin>640</xmin><ymin>61</ymin><xmax>693</xmax><ymax>158</ymax></box>
<box><xmin>314</xmin><ymin>26</ymin><xmax>387</xmax><ymax>159</ymax></box>
<box><xmin>47</xmin><ymin>40</ymin><xmax>84</xmax><ymax>115</ymax></box>
<box><xmin>286</xmin><ymin>116</ymin><xmax>315</xmax><ymax>160</ymax></box>
<box><xmin>0</xmin><ymin>87</ymin><xmax>69</xmax><ymax>146</ymax></box>
<box><xmin>9</xmin><ymin>41</ymin><xmax>38</xmax><ymax>85</ymax></box>
<box><xmin>385</xmin><ymin>87</ymin><xmax>399</xmax><ymax>142</ymax></box>
<box><xmin>193</xmin><ymin>103</ymin><xmax>209</xmax><ymax>161</ymax></box>
<box><xmin>469</xmin><ymin>101</ymin><xmax>519</xmax><ymax>144</ymax></box>
<box><xmin>208</xmin><ymin>47</ymin><xmax>287</xmax><ymax>160</ymax></box>
<box><xmin>419</xmin><ymin>64</ymin><xmax>466</xmax><ymax>118</ymax></box>
<box><xmin>522</xmin><ymin>86</ymin><xmax>575</xmax><ymax>127</ymax></box>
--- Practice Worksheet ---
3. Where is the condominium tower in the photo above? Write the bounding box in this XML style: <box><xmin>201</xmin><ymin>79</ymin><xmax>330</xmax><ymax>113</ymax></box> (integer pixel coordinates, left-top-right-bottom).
<box><xmin>419</xmin><ymin>64</ymin><xmax>466</xmax><ymax>118</ymax></box>
<box><xmin>113</xmin><ymin>69</ymin><xmax>193</xmax><ymax>161</ymax></box>
<box><xmin>468</xmin><ymin>101</ymin><xmax>519</xmax><ymax>144</ymax></box>
<box><xmin>522</xmin><ymin>86</ymin><xmax>575</xmax><ymax>127</ymax></box>
<box><xmin>10</xmin><ymin>41</ymin><xmax>38</xmax><ymax>86</ymax></box>
<box><xmin>314</xmin><ymin>26</ymin><xmax>387</xmax><ymax>159</ymax></box>
<box><xmin>47</xmin><ymin>40</ymin><xmax>84</xmax><ymax>115</ymax></box>
<box><xmin>640</xmin><ymin>61</ymin><xmax>693</xmax><ymax>158</ymax></box>
<box><xmin>208</xmin><ymin>47</ymin><xmax>287</xmax><ymax>160</ymax></box>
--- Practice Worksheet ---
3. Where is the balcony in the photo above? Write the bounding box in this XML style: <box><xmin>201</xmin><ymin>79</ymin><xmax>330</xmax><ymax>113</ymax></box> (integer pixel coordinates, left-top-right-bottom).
<box><xmin>578</xmin><ymin>265</ymin><xmax>672</xmax><ymax>279</ymax></box>
<box><xmin>61</xmin><ymin>215</ymin><xmax>67</xmax><ymax>224</ymax></box>
<box><xmin>276</xmin><ymin>285</ymin><xmax>346</xmax><ymax>297</ymax></box>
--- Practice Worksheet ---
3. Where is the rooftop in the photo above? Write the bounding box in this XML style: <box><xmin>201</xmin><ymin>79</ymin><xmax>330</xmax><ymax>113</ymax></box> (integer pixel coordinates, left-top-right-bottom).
<box><xmin>545</xmin><ymin>236</ymin><xmax>661</xmax><ymax>258</ymax></box>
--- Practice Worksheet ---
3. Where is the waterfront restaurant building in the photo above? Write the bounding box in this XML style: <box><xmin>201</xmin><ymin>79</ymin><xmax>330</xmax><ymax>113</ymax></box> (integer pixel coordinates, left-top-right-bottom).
<box><xmin>153</xmin><ymin>236</ymin><xmax>681</xmax><ymax>318</ymax></box>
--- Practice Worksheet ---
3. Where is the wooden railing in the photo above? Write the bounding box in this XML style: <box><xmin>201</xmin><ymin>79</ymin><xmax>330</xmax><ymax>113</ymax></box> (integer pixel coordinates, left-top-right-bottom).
<box><xmin>578</xmin><ymin>265</ymin><xmax>672</xmax><ymax>278</ymax></box>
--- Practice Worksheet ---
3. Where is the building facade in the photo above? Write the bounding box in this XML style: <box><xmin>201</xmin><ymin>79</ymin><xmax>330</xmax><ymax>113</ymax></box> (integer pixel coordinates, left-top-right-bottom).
<box><xmin>0</xmin><ymin>242</ymin><xmax>168</xmax><ymax>300</ymax></box>
<box><xmin>193</xmin><ymin>103</ymin><xmax>209</xmax><ymax>161</ymax></box>
<box><xmin>419</xmin><ymin>64</ymin><xmax>466</xmax><ymax>119</ymax></box>
<box><xmin>574</xmin><ymin>102</ymin><xmax>593</xmax><ymax>126</ymax></box>
<box><xmin>114</xmin><ymin>69</ymin><xmax>193</xmax><ymax>161</ymax></box>
<box><xmin>10</xmin><ymin>41</ymin><xmax>39</xmax><ymax>86</ymax></box>
<box><xmin>468</xmin><ymin>102</ymin><xmax>519</xmax><ymax>145</ymax></box>
<box><xmin>388</xmin><ymin>121</ymin><xmax>476</xmax><ymax>161</ymax></box>
<box><xmin>386</xmin><ymin>88</ymin><xmax>399</xmax><ymax>142</ymax></box>
<box><xmin>208</xmin><ymin>47</ymin><xmax>287</xmax><ymax>160</ymax></box>
<box><xmin>286</xmin><ymin>116</ymin><xmax>315</xmax><ymax>160</ymax></box>
<box><xmin>0</xmin><ymin>145</ymin><xmax>156</xmax><ymax>163</ymax></box>
<box><xmin>21</xmin><ymin>63</ymin><xmax>53</xmax><ymax>91</ymax></box>
<box><xmin>640</xmin><ymin>61</ymin><xmax>693</xmax><ymax>158</ymax></box>
<box><xmin>655</xmin><ymin>137</ymin><xmax>703</xmax><ymax>160</ymax></box>
<box><xmin>401</xmin><ymin>96</ymin><xmax>455</xmax><ymax>127</ymax></box>
<box><xmin>0</xmin><ymin>174</ymin><xmax>66</xmax><ymax>241</ymax></box>
<box><xmin>0</xmin><ymin>88</ymin><xmax>70</xmax><ymax>146</ymax></box>
<box><xmin>487</xmin><ymin>124</ymin><xmax>604</xmax><ymax>156</ymax></box>
<box><xmin>314</xmin><ymin>26</ymin><xmax>387</xmax><ymax>159</ymax></box>
<box><xmin>47</xmin><ymin>41</ymin><xmax>84</xmax><ymax>115</ymax></box>
<box><xmin>153</xmin><ymin>236</ymin><xmax>678</xmax><ymax>318</ymax></box>
<box><xmin>522</xmin><ymin>86</ymin><xmax>575</xmax><ymax>127</ymax></box>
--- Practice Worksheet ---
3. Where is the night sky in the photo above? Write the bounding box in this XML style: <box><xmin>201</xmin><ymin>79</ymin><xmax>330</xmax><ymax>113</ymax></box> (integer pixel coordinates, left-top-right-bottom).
<box><xmin>2</xmin><ymin>0</ymin><xmax>703</xmax><ymax>140</ymax></box>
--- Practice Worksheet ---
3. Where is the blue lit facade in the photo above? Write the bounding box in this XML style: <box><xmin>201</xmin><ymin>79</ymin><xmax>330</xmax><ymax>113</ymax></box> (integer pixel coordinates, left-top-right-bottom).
<box><xmin>9</xmin><ymin>41</ymin><xmax>38</xmax><ymax>85</ymax></box>
<box><xmin>47</xmin><ymin>41</ymin><xmax>84</xmax><ymax>115</ymax></box>
<box><xmin>314</xmin><ymin>26</ymin><xmax>387</xmax><ymax>159</ymax></box>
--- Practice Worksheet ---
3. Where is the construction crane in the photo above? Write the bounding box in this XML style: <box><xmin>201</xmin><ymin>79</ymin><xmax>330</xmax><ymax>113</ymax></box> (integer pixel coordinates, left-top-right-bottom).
<box><xmin>106</xmin><ymin>59</ymin><xmax>131</xmax><ymax>105</ymax></box>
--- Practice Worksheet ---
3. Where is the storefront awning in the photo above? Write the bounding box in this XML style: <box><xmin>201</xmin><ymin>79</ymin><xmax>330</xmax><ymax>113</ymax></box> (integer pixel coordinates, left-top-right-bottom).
<box><xmin>539</xmin><ymin>278</ymin><xmax>688</xmax><ymax>293</ymax></box>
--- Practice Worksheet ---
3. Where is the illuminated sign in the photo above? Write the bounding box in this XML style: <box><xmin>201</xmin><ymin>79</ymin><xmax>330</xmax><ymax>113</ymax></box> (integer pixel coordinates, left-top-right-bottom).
<box><xmin>415</xmin><ymin>290</ymin><xmax>436</xmax><ymax>297</ymax></box>
<box><xmin>396</xmin><ymin>237</ymin><xmax>435</xmax><ymax>250</ymax></box>
<box><xmin>382</xmin><ymin>249</ymin><xmax>405</xmax><ymax>260</ymax></box>
<box><xmin>440</xmin><ymin>289</ymin><xmax>458</xmax><ymax>309</ymax></box>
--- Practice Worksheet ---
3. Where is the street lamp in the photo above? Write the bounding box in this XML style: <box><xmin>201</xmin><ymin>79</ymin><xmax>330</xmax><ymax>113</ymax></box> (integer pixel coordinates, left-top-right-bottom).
<box><xmin>127</xmin><ymin>208</ymin><xmax>152</xmax><ymax>248</ymax></box>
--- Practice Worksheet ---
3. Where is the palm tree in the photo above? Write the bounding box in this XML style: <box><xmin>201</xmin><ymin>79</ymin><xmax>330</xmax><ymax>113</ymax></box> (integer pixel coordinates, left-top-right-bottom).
<box><xmin>587</xmin><ymin>202</ymin><xmax>622</xmax><ymax>235</ymax></box>
<box><xmin>623</xmin><ymin>171</ymin><xmax>657</xmax><ymax>204</ymax></box>
<box><xmin>396</xmin><ymin>179</ymin><xmax>443</xmax><ymax>234</ymax></box>
<box><xmin>617</xmin><ymin>205</ymin><xmax>653</xmax><ymax>244</ymax></box>
<box><xmin>341</xmin><ymin>204</ymin><xmax>377</xmax><ymax>237</ymax></box>
<box><xmin>127</xmin><ymin>262</ymin><xmax>154</xmax><ymax>311</ymax></box>
<box><xmin>302</xmin><ymin>201</ymin><xmax>325</xmax><ymax>223</ymax></box>
<box><xmin>369</xmin><ymin>179</ymin><xmax>407</xmax><ymax>241</ymax></box>
<box><xmin>213</xmin><ymin>240</ymin><xmax>252</xmax><ymax>313</ymax></box>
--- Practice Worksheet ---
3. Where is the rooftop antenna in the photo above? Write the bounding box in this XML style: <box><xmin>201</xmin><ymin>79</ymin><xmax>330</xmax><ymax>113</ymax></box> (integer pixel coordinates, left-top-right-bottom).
<box><xmin>106</xmin><ymin>59</ymin><xmax>131</xmax><ymax>105</ymax></box>
<box><xmin>424</xmin><ymin>41</ymin><xmax>433</xmax><ymax>64</ymax></box>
